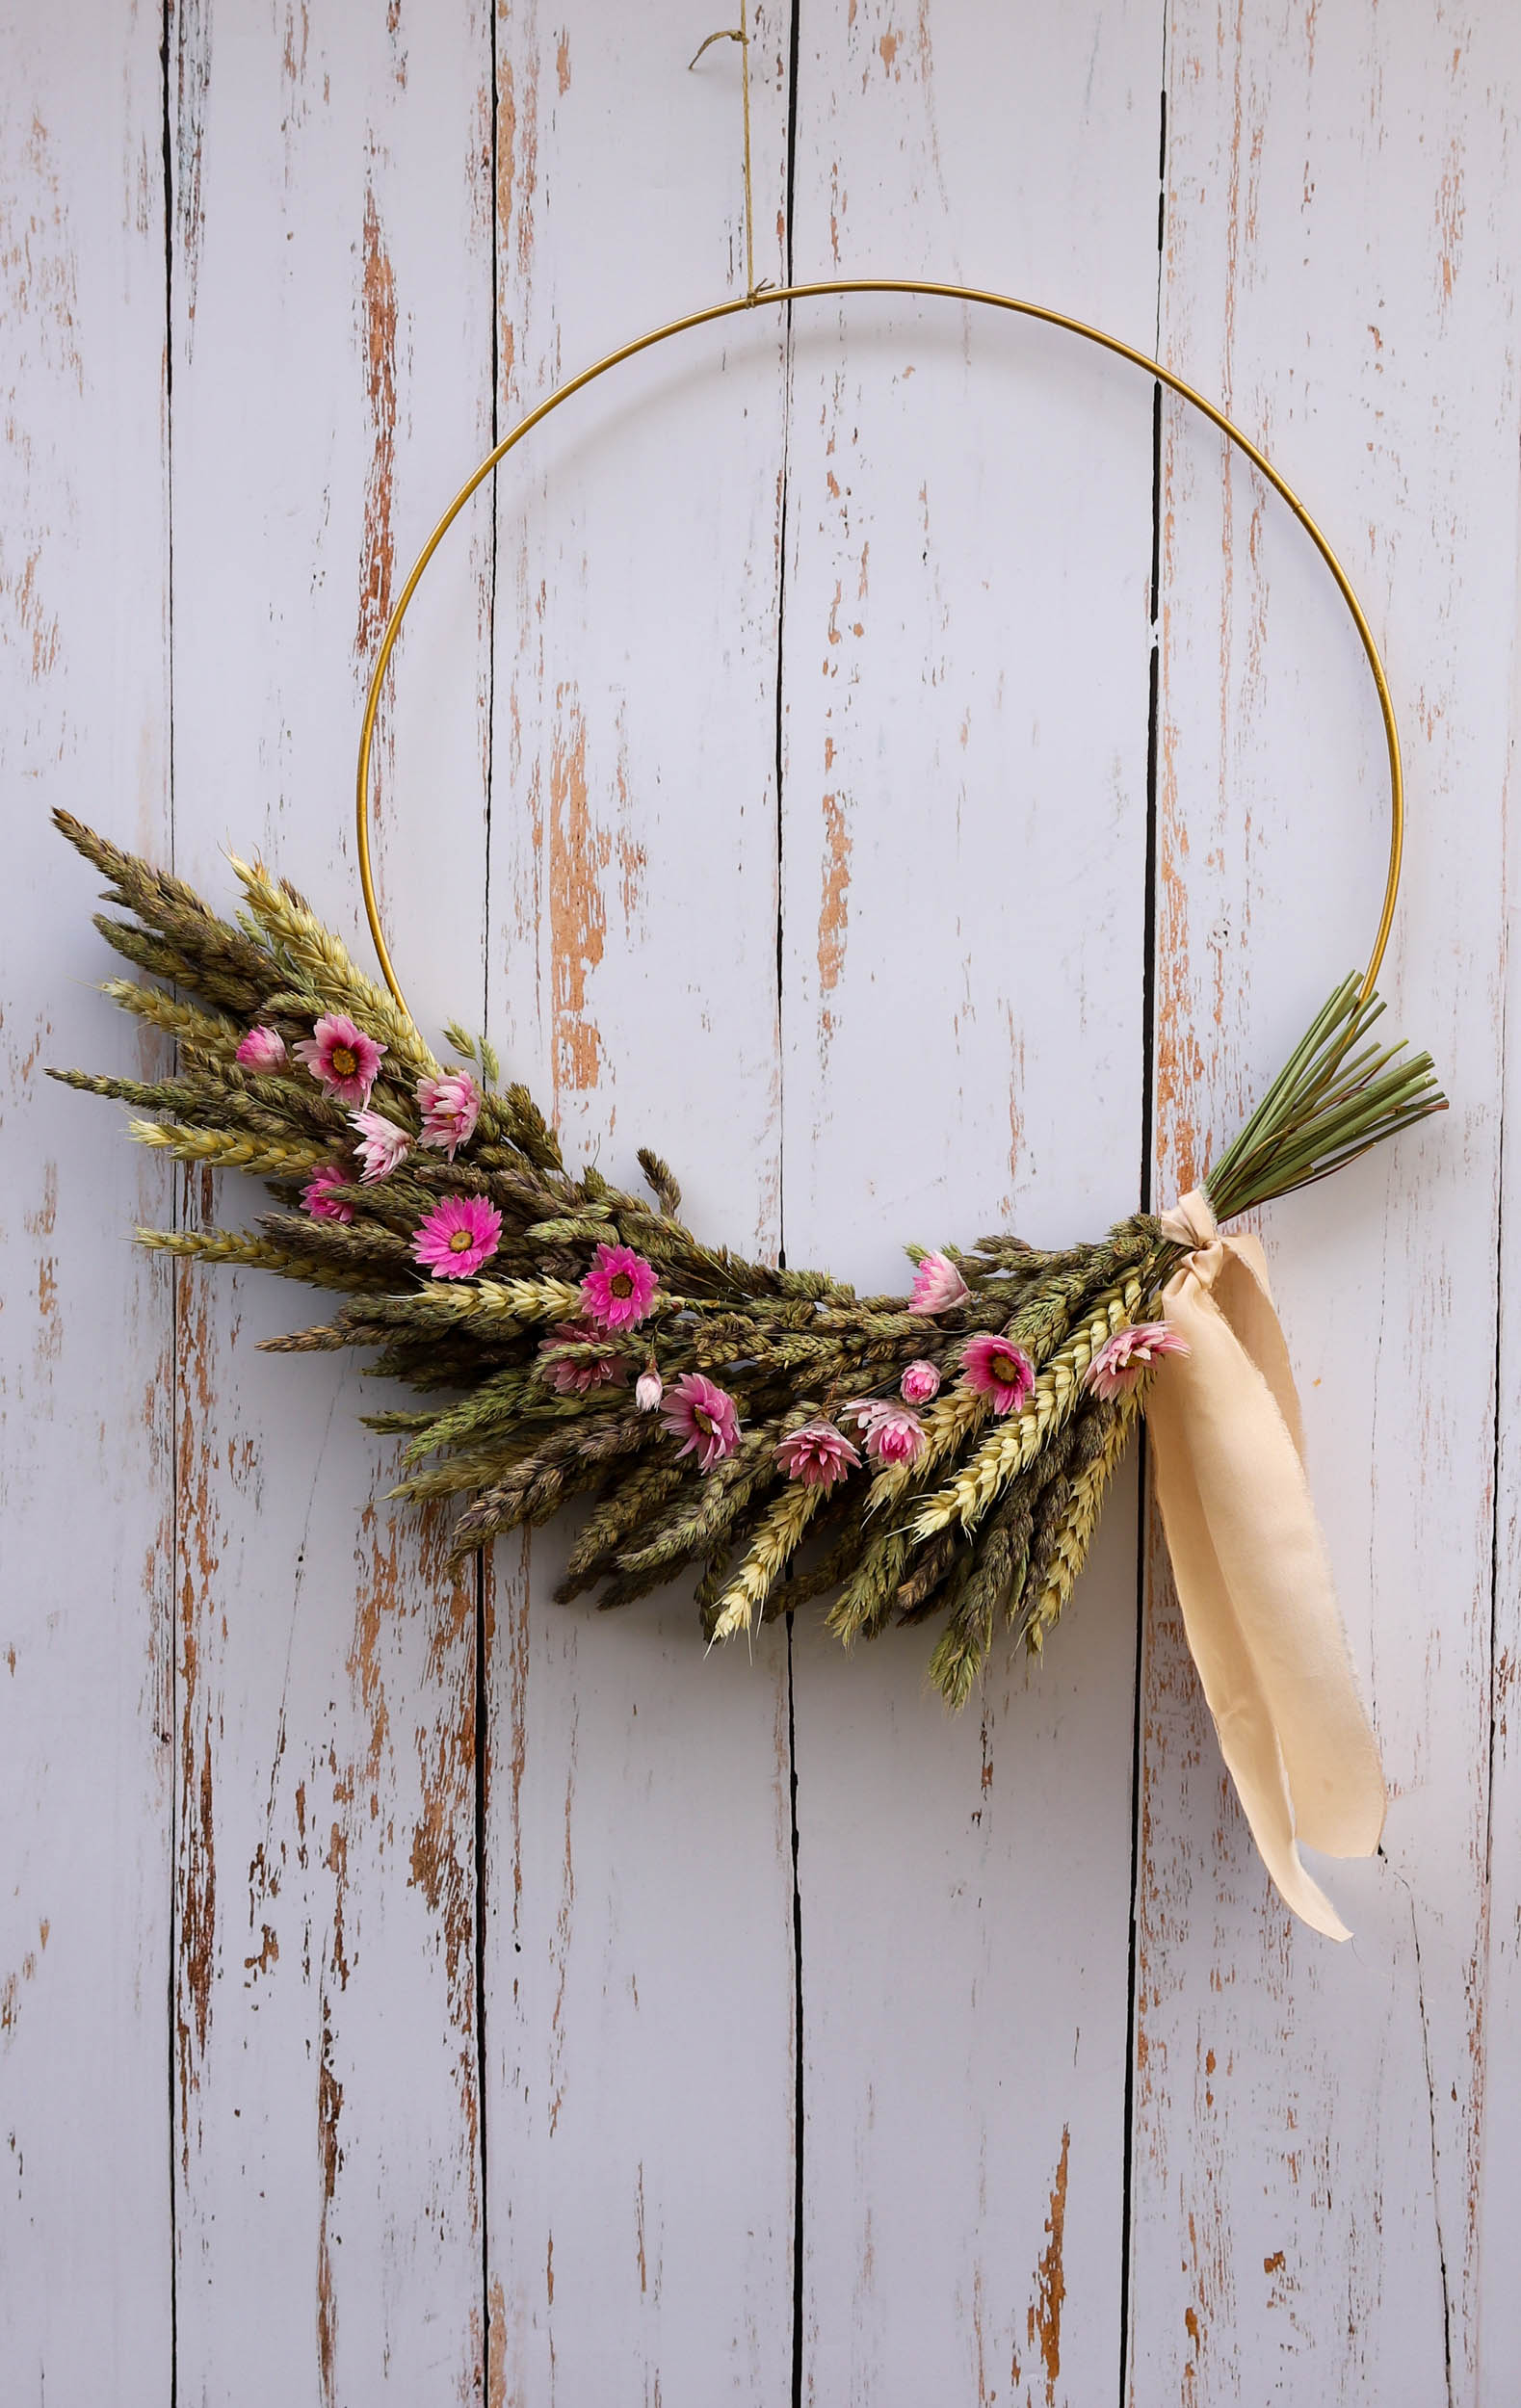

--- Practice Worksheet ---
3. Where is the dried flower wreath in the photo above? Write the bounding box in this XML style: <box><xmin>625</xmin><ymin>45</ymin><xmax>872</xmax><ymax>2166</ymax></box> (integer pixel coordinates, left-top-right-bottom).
<box><xmin>52</xmin><ymin>810</ymin><xmax>1440</xmax><ymax>1692</ymax></box>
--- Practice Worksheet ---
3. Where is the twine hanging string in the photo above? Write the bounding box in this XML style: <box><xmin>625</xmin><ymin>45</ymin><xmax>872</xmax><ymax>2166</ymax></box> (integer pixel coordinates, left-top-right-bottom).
<box><xmin>354</xmin><ymin>19</ymin><xmax>1404</xmax><ymax>1024</ymax></box>
<box><xmin>689</xmin><ymin>0</ymin><xmax>762</xmax><ymax>305</ymax></box>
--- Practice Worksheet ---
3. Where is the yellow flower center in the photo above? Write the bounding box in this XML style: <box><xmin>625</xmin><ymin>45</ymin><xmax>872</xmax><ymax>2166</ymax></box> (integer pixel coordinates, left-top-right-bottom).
<box><xmin>610</xmin><ymin>1271</ymin><xmax>634</xmax><ymax>1297</ymax></box>
<box><xmin>693</xmin><ymin>1407</ymin><xmax>715</xmax><ymax>1436</ymax></box>
<box><xmin>992</xmin><ymin>1352</ymin><xmax>1023</xmax><ymax>1386</ymax></box>
<box><xmin>331</xmin><ymin>1045</ymin><xmax>358</xmax><ymax>1078</ymax></box>
<box><xmin>448</xmin><ymin>1227</ymin><xmax>474</xmax><ymax>1253</ymax></box>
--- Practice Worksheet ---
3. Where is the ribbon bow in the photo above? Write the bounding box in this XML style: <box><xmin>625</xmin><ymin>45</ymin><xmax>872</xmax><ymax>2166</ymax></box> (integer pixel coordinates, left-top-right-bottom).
<box><xmin>1143</xmin><ymin>1191</ymin><xmax>1386</xmax><ymax>1939</ymax></box>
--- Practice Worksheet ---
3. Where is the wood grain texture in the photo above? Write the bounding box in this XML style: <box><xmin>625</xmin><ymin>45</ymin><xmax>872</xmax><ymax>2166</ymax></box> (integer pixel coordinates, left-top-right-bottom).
<box><xmin>5</xmin><ymin>5</ymin><xmax>1521</xmax><ymax>2402</ymax></box>
<box><xmin>162</xmin><ymin>3</ymin><xmax>495</xmax><ymax>2399</ymax></box>
<box><xmin>480</xmin><ymin>7</ymin><xmax>799</xmax><ymax>2399</ymax></box>
<box><xmin>781</xmin><ymin>7</ymin><xmax>1165</xmax><ymax>2399</ymax></box>
<box><xmin>1132</xmin><ymin>8</ymin><xmax>1521</xmax><ymax>2402</ymax></box>
<box><xmin>0</xmin><ymin>6</ymin><xmax>173</xmax><ymax>2399</ymax></box>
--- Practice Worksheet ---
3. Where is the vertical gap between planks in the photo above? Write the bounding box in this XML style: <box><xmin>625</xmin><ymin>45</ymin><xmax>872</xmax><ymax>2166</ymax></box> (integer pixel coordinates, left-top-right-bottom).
<box><xmin>160</xmin><ymin>2</ymin><xmax>181</xmax><ymax>2399</ymax></box>
<box><xmin>1118</xmin><ymin>44</ymin><xmax>1170</xmax><ymax>2408</ymax></box>
<box><xmin>776</xmin><ymin>6</ymin><xmax>804</xmax><ymax>2403</ymax></box>
<box><xmin>477</xmin><ymin>0</ymin><xmax>504</xmax><ymax>2392</ymax></box>
<box><xmin>1484</xmin><ymin>933</ymin><xmax>1509</xmax><ymax>1887</ymax></box>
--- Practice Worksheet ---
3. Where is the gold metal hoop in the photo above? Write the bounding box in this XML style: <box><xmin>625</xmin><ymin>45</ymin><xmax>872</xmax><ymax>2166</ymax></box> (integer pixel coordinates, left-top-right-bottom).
<box><xmin>355</xmin><ymin>280</ymin><xmax>1404</xmax><ymax>1020</ymax></box>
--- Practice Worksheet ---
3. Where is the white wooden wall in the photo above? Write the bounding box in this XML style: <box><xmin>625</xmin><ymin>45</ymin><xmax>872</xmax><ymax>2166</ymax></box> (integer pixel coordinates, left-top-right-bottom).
<box><xmin>3</xmin><ymin>5</ymin><xmax>1518</xmax><ymax>2401</ymax></box>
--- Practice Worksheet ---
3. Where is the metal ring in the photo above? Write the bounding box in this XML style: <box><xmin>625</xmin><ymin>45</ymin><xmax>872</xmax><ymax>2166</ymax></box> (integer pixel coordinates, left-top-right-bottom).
<box><xmin>356</xmin><ymin>279</ymin><xmax>1403</xmax><ymax>1019</ymax></box>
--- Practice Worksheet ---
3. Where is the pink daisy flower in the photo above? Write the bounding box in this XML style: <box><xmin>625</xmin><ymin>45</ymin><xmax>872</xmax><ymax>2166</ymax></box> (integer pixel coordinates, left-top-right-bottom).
<box><xmin>661</xmin><ymin>1372</ymin><xmax>741</xmax><ymax>1472</ymax></box>
<box><xmin>348</xmin><ymin>1106</ymin><xmax>410</xmax><ymax>1184</ymax></box>
<box><xmin>302</xmin><ymin>1162</ymin><xmax>355</xmax><ymax>1225</ymax></box>
<box><xmin>294</xmin><ymin>1012</ymin><xmax>386</xmax><ymax>1107</ymax></box>
<box><xmin>537</xmin><ymin>1322</ymin><xmax>628</xmax><ymax>1396</ymax></box>
<box><xmin>411</xmin><ymin>1192</ymin><xmax>502</xmax><ymax>1280</ymax></box>
<box><xmin>1086</xmin><ymin>1322</ymin><xmax>1191</xmax><ymax>1401</ymax></box>
<box><xmin>909</xmin><ymin>1251</ymin><xmax>970</xmax><ymax>1315</ymax></box>
<box><xmin>774</xmin><ymin>1419</ymin><xmax>861</xmax><ymax>1491</ymax></box>
<box><xmin>857</xmin><ymin>1402</ymin><xmax>927</xmax><ymax>1467</ymax></box>
<box><xmin>961</xmin><ymin>1333</ymin><xmax>1036</xmax><ymax>1415</ymax></box>
<box><xmin>581</xmin><ymin>1241</ymin><xmax>660</xmax><ymax>1330</ymax></box>
<box><xmin>236</xmin><ymin>1025</ymin><xmax>287</xmax><ymax>1071</ymax></box>
<box><xmin>635</xmin><ymin>1369</ymin><xmax>664</xmax><ymax>1412</ymax></box>
<box><xmin>900</xmin><ymin>1358</ymin><xmax>941</xmax><ymax>1405</ymax></box>
<box><xmin>417</xmin><ymin>1069</ymin><xmax>482</xmax><ymax>1159</ymax></box>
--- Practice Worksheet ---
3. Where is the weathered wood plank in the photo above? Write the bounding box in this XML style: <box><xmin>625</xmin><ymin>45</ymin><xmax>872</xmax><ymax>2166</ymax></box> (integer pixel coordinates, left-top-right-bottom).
<box><xmin>1481</xmin><ymin>505</ymin><xmax>1521</xmax><ymax>2407</ymax></box>
<box><xmin>163</xmin><ymin>4</ymin><xmax>495</xmax><ymax>2399</ymax></box>
<box><xmin>1132</xmin><ymin>9</ymin><xmax>1521</xmax><ymax>2400</ymax></box>
<box><xmin>780</xmin><ymin>7</ymin><xmax>1166</xmax><ymax>2398</ymax></box>
<box><xmin>480</xmin><ymin>7</ymin><xmax>799</xmax><ymax>2399</ymax></box>
<box><xmin>0</xmin><ymin>6</ymin><xmax>173</xmax><ymax>2399</ymax></box>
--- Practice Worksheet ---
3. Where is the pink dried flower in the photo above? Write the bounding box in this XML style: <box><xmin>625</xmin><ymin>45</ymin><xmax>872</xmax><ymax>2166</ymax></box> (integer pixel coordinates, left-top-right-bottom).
<box><xmin>411</xmin><ymin>1192</ymin><xmax>502</xmax><ymax>1280</ymax></box>
<box><xmin>635</xmin><ymin>1369</ymin><xmax>664</xmax><ymax>1412</ymax></box>
<box><xmin>858</xmin><ymin>1403</ymin><xmax>927</xmax><ymax>1467</ymax></box>
<box><xmin>580</xmin><ymin>1242</ymin><xmax>659</xmax><ymax>1331</ymax></box>
<box><xmin>416</xmin><ymin>1069</ymin><xmax>482</xmax><ymax>1159</ymax></box>
<box><xmin>900</xmin><ymin>1359</ymin><xmax>941</xmax><ymax>1405</ymax></box>
<box><xmin>538</xmin><ymin>1322</ymin><xmax>628</xmax><ymax>1396</ymax></box>
<box><xmin>908</xmin><ymin>1251</ymin><xmax>970</xmax><ymax>1315</ymax></box>
<box><xmin>961</xmin><ymin>1333</ymin><xmax>1036</xmax><ymax>1415</ymax></box>
<box><xmin>302</xmin><ymin>1162</ymin><xmax>355</xmax><ymax>1225</ymax></box>
<box><xmin>294</xmin><ymin>1011</ymin><xmax>385</xmax><ymax>1107</ymax></box>
<box><xmin>661</xmin><ymin>1372</ymin><xmax>741</xmax><ymax>1472</ymax></box>
<box><xmin>774</xmin><ymin>1420</ymin><xmax>861</xmax><ymax>1491</ymax></box>
<box><xmin>348</xmin><ymin>1106</ymin><xmax>410</xmax><ymax>1184</ymax></box>
<box><xmin>236</xmin><ymin>1025</ymin><xmax>287</xmax><ymax>1071</ymax></box>
<box><xmin>1086</xmin><ymin>1322</ymin><xmax>1191</xmax><ymax>1401</ymax></box>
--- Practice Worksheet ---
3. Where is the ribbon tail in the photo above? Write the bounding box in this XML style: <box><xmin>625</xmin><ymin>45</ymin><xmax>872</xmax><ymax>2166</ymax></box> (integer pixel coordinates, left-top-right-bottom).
<box><xmin>1144</xmin><ymin>1256</ymin><xmax>1386</xmax><ymax>1940</ymax></box>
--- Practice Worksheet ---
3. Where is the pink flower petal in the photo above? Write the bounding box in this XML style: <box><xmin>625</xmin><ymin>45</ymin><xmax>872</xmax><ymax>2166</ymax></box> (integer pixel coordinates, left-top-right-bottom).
<box><xmin>908</xmin><ymin>1251</ymin><xmax>970</xmax><ymax>1315</ymax></box>
<box><xmin>774</xmin><ymin>1420</ymin><xmax>861</xmax><ymax>1490</ymax></box>
<box><xmin>416</xmin><ymin>1069</ymin><xmax>482</xmax><ymax>1160</ymax></box>
<box><xmin>302</xmin><ymin>1162</ymin><xmax>355</xmax><ymax>1225</ymax></box>
<box><xmin>411</xmin><ymin>1192</ymin><xmax>502</xmax><ymax>1280</ymax></box>
<box><xmin>1085</xmin><ymin>1322</ymin><xmax>1190</xmax><ymax>1400</ymax></box>
<box><xmin>660</xmin><ymin>1372</ymin><xmax>741</xmax><ymax>1472</ymax></box>
<box><xmin>294</xmin><ymin>1012</ymin><xmax>386</xmax><ymax>1107</ymax></box>
<box><xmin>900</xmin><ymin>1358</ymin><xmax>941</xmax><ymax>1404</ymax></box>
<box><xmin>960</xmin><ymin>1333</ymin><xmax>1036</xmax><ymax>1415</ymax></box>
<box><xmin>236</xmin><ymin>1025</ymin><xmax>287</xmax><ymax>1071</ymax></box>
<box><xmin>581</xmin><ymin>1242</ymin><xmax>660</xmax><ymax>1330</ymax></box>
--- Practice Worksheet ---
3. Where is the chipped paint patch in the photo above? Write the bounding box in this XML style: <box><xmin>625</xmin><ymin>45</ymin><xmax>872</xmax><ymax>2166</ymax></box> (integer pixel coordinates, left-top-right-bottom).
<box><xmin>818</xmin><ymin>789</ymin><xmax>852</xmax><ymax>1000</ymax></box>
<box><xmin>355</xmin><ymin>184</ymin><xmax>398</xmax><ymax>664</ymax></box>
<box><xmin>549</xmin><ymin>690</ymin><xmax>610</xmax><ymax>1101</ymax></box>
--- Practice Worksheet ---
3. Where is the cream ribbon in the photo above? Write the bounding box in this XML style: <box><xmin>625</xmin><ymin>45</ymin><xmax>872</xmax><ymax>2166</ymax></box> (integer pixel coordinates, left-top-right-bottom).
<box><xmin>1143</xmin><ymin>1190</ymin><xmax>1386</xmax><ymax>1940</ymax></box>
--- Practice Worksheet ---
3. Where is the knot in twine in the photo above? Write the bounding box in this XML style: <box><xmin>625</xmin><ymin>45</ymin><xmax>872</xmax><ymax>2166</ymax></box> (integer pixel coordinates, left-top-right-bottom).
<box><xmin>1143</xmin><ymin>1188</ymin><xmax>1386</xmax><ymax>1939</ymax></box>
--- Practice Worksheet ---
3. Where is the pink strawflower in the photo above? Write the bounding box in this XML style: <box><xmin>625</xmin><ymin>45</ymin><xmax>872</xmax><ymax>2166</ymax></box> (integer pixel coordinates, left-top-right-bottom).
<box><xmin>908</xmin><ymin>1251</ymin><xmax>971</xmax><ymax>1315</ymax></box>
<box><xmin>236</xmin><ymin>1025</ymin><xmax>287</xmax><ymax>1071</ymax></box>
<box><xmin>961</xmin><ymin>1332</ymin><xmax>1036</xmax><ymax>1415</ymax></box>
<box><xmin>416</xmin><ymin>1069</ymin><xmax>482</xmax><ymax>1159</ymax></box>
<box><xmin>1086</xmin><ymin>1322</ymin><xmax>1191</xmax><ymax>1401</ymax></box>
<box><xmin>302</xmin><ymin>1162</ymin><xmax>355</xmax><ymax>1225</ymax></box>
<box><xmin>348</xmin><ymin>1106</ymin><xmax>410</xmax><ymax>1184</ymax></box>
<box><xmin>294</xmin><ymin>1011</ymin><xmax>385</xmax><ymax>1107</ymax></box>
<box><xmin>635</xmin><ymin>1369</ymin><xmax>664</xmax><ymax>1412</ymax></box>
<box><xmin>538</xmin><ymin>1322</ymin><xmax>628</xmax><ymax>1396</ymax></box>
<box><xmin>858</xmin><ymin>1403</ymin><xmax>927</xmax><ymax>1467</ymax></box>
<box><xmin>661</xmin><ymin>1372</ymin><xmax>741</xmax><ymax>1472</ymax></box>
<box><xmin>411</xmin><ymin>1192</ymin><xmax>502</xmax><ymax>1280</ymax></box>
<box><xmin>900</xmin><ymin>1359</ymin><xmax>941</xmax><ymax>1405</ymax></box>
<box><xmin>580</xmin><ymin>1242</ymin><xmax>659</xmax><ymax>1330</ymax></box>
<box><xmin>774</xmin><ymin>1420</ymin><xmax>861</xmax><ymax>1491</ymax></box>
